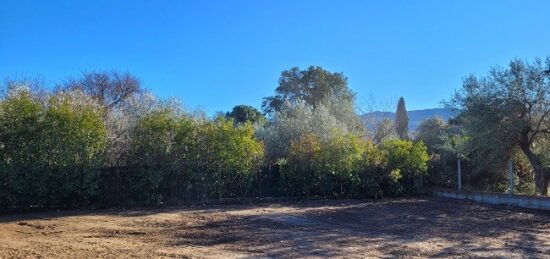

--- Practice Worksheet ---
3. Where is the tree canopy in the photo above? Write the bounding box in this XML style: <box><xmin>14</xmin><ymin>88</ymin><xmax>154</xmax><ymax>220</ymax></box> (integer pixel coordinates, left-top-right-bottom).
<box><xmin>63</xmin><ymin>71</ymin><xmax>142</xmax><ymax>113</ymax></box>
<box><xmin>451</xmin><ymin>57</ymin><xmax>550</xmax><ymax>195</ymax></box>
<box><xmin>261</xmin><ymin>66</ymin><xmax>355</xmax><ymax>114</ymax></box>
<box><xmin>226</xmin><ymin>105</ymin><xmax>266</xmax><ymax>124</ymax></box>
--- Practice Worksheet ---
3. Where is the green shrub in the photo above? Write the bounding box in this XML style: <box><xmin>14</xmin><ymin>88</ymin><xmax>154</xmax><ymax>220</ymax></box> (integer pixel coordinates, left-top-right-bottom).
<box><xmin>313</xmin><ymin>131</ymin><xmax>367</xmax><ymax>197</ymax></box>
<box><xmin>127</xmin><ymin>108</ymin><xmax>184</xmax><ymax>204</ymax></box>
<box><xmin>39</xmin><ymin>93</ymin><xmax>106</xmax><ymax>207</ymax></box>
<box><xmin>282</xmin><ymin>133</ymin><xmax>321</xmax><ymax>196</ymax></box>
<box><xmin>359</xmin><ymin>141</ymin><xmax>392</xmax><ymax>198</ymax></box>
<box><xmin>0</xmin><ymin>90</ymin><xmax>44</xmax><ymax>208</ymax></box>
<box><xmin>282</xmin><ymin>131</ymin><xmax>369</xmax><ymax>198</ymax></box>
<box><xmin>0</xmin><ymin>90</ymin><xmax>106</xmax><ymax>209</ymax></box>
<box><xmin>192</xmin><ymin>117</ymin><xmax>264</xmax><ymax>199</ymax></box>
<box><xmin>379</xmin><ymin>139</ymin><xmax>429</xmax><ymax>193</ymax></box>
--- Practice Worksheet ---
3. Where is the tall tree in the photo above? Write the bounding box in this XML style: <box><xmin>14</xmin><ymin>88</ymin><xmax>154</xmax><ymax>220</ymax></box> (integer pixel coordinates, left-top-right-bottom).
<box><xmin>452</xmin><ymin>57</ymin><xmax>550</xmax><ymax>195</ymax></box>
<box><xmin>395</xmin><ymin>97</ymin><xmax>409</xmax><ymax>140</ymax></box>
<box><xmin>261</xmin><ymin>66</ymin><xmax>363</xmax><ymax>132</ymax></box>
<box><xmin>261</xmin><ymin>66</ymin><xmax>355</xmax><ymax>114</ymax></box>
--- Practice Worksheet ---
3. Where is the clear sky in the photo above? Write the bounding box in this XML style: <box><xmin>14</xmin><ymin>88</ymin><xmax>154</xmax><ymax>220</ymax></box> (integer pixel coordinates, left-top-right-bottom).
<box><xmin>1</xmin><ymin>0</ymin><xmax>549</xmax><ymax>114</ymax></box>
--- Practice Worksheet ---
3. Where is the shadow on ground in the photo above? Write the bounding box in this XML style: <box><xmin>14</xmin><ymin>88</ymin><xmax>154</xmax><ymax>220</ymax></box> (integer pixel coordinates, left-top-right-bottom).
<box><xmin>1</xmin><ymin>197</ymin><xmax>549</xmax><ymax>258</ymax></box>
<box><xmin>153</xmin><ymin>198</ymin><xmax>550</xmax><ymax>257</ymax></box>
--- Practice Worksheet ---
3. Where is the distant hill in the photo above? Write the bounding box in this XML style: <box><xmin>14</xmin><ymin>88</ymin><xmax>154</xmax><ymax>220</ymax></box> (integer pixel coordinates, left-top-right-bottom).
<box><xmin>361</xmin><ymin>108</ymin><xmax>456</xmax><ymax>132</ymax></box>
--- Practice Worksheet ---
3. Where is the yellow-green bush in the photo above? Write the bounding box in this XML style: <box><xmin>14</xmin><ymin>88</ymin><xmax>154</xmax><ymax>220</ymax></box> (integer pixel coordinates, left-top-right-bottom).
<box><xmin>0</xmin><ymin>89</ymin><xmax>106</xmax><ymax>209</ymax></box>
<box><xmin>192</xmin><ymin>117</ymin><xmax>264</xmax><ymax>199</ymax></box>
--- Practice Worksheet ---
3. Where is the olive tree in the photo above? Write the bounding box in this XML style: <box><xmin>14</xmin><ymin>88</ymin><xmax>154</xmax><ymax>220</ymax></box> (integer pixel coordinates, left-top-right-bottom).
<box><xmin>451</xmin><ymin>57</ymin><xmax>550</xmax><ymax>195</ymax></box>
<box><xmin>256</xmin><ymin>101</ymin><xmax>352</xmax><ymax>161</ymax></box>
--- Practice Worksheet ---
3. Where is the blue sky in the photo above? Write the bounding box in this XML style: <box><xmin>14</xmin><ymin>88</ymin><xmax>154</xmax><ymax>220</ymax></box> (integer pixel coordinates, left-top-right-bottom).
<box><xmin>1</xmin><ymin>0</ymin><xmax>549</xmax><ymax>114</ymax></box>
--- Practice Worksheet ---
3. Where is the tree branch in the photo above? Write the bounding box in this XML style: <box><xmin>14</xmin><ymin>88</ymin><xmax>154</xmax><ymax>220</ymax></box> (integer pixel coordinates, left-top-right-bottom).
<box><xmin>529</xmin><ymin>108</ymin><xmax>550</xmax><ymax>144</ymax></box>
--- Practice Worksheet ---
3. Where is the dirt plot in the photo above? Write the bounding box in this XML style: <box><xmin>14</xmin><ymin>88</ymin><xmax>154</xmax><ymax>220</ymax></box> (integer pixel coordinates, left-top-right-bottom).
<box><xmin>0</xmin><ymin>197</ymin><xmax>549</xmax><ymax>258</ymax></box>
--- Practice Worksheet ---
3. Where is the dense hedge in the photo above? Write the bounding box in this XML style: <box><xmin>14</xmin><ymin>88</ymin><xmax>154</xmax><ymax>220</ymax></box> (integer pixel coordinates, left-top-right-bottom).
<box><xmin>0</xmin><ymin>90</ymin><xmax>106</xmax><ymax>209</ymax></box>
<box><xmin>0</xmin><ymin>88</ymin><xmax>429</xmax><ymax>211</ymax></box>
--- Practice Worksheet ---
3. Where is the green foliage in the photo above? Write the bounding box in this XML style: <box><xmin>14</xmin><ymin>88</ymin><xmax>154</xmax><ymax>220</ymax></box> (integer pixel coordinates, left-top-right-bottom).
<box><xmin>258</xmin><ymin>102</ymin><xmax>343</xmax><ymax>161</ymax></box>
<box><xmin>0</xmin><ymin>68</ymin><xmax>439</xmax><ymax>210</ymax></box>
<box><xmin>40</xmin><ymin>93</ymin><xmax>106</xmax><ymax>207</ymax></box>
<box><xmin>281</xmin><ymin>134</ymin><xmax>321</xmax><ymax>196</ymax></box>
<box><xmin>4</xmin><ymin>58</ymin><xmax>549</xmax><ymax>210</ymax></box>
<box><xmin>262</xmin><ymin>66</ymin><xmax>353</xmax><ymax>113</ymax></box>
<box><xmin>261</xmin><ymin>66</ymin><xmax>363</xmax><ymax>132</ymax></box>
<box><xmin>125</xmin><ymin>112</ymin><xmax>265</xmax><ymax>203</ymax></box>
<box><xmin>0</xmin><ymin>89</ymin><xmax>106</xmax><ymax>209</ymax></box>
<box><xmin>127</xmin><ymin>107</ymin><xmax>185</xmax><ymax>204</ymax></box>
<box><xmin>380</xmin><ymin>140</ymin><xmax>429</xmax><ymax>179</ymax></box>
<box><xmin>358</xmin><ymin>142</ymin><xmax>401</xmax><ymax>198</ymax></box>
<box><xmin>438</xmin><ymin>134</ymin><xmax>470</xmax><ymax>160</ymax></box>
<box><xmin>314</xmin><ymin>132</ymin><xmax>367</xmax><ymax>197</ymax></box>
<box><xmin>395</xmin><ymin>97</ymin><xmax>409</xmax><ymax>140</ymax></box>
<box><xmin>511</xmin><ymin>151</ymin><xmax>536</xmax><ymax>195</ymax></box>
<box><xmin>280</xmin><ymin>132</ymin><xmax>429</xmax><ymax>198</ymax></box>
<box><xmin>0</xmin><ymin>93</ymin><xmax>428</xmax><ymax>206</ymax></box>
<box><xmin>0</xmin><ymin>90</ymin><xmax>44</xmax><ymax>208</ymax></box>
<box><xmin>281</xmin><ymin>132</ymin><xmax>367</xmax><ymax>197</ymax></box>
<box><xmin>451</xmin><ymin>57</ymin><xmax>550</xmax><ymax>195</ymax></box>
<box><xmin>193</xmin><ymin>117</ymin><xmax>264</xmax><ymax>199</ymax></box>
<box><xmin>226</xmin><ymin>105</ymin><xmax>266</xmax><ymax>125</ymax></box>
<box><xmin>358</xmin><ymin>139</ymin><xmax>428</xmax><ymax>197</ymax></box>
<box><xmin>415</xmin><ymin>117</ymin><xmax>446</xmax><ymax>152</ymax></box>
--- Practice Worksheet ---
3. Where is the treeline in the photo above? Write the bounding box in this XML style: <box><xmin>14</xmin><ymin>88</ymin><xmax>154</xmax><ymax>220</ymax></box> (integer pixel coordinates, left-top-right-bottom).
<box><xmin>1</xmin><ymin>57</ymin><xmax>549</xmax><ymax>210</ymax></box>
<box><xmin>0</xmin><ymin>68</ymin><xmax>428</xmax><ymax>210</ymax></box>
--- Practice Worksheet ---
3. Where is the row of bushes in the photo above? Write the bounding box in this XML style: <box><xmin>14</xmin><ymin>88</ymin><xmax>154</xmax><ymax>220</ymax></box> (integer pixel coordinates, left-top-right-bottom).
<box><xmin>0</xmin><ymin>87</ymin><xmax>429</xmax><ymax>210</ymax></box>
<box><xmin>279</xmin><ymin>133</ymin><xmax>428</xmax><ymax>198</ymax></box>
<box><xmin>0</xmin><ymin>89</ymin><xmax>266</xmax><ymax>208</ymax></box>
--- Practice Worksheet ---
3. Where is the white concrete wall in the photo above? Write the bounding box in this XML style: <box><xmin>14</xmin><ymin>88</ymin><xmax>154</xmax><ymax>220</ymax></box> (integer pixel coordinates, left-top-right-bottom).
<box><xmin>432</xmin><ymin>189</ymin><xmax>550</xmax><ymax>211</ymax></box>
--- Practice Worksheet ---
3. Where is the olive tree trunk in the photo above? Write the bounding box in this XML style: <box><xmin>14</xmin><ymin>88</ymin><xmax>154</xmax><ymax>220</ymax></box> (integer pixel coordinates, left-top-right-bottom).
<box><xmin>519</xmin><ymin>139</ymin><xmax>548</xmax><ymax>196</ymax></box>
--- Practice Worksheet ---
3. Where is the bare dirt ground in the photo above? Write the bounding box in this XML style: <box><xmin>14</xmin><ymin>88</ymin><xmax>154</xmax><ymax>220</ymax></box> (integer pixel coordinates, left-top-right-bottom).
<box><xmin>0</xmin><ymin>197</ymin><xmax>549</xmax><ymax>258</ymax></box>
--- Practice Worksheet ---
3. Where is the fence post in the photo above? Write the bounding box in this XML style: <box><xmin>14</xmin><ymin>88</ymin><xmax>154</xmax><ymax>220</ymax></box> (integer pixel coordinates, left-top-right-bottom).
<box><xmin>508</xmin><ymin>159</ymin><xmax>514</xmax><ymax>195</ymax></box>
<box><xmin>457</xmin><ymin>158</ymin><xmax>462</xmax><ymax>192</ymax></box>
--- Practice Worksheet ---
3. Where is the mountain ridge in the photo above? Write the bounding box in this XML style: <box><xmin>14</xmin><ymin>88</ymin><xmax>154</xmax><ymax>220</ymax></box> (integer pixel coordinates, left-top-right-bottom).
<box><xmin>360</xmin><ymin>108</ymin><xmax>455</xmax><ymax>131</ymax></box>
